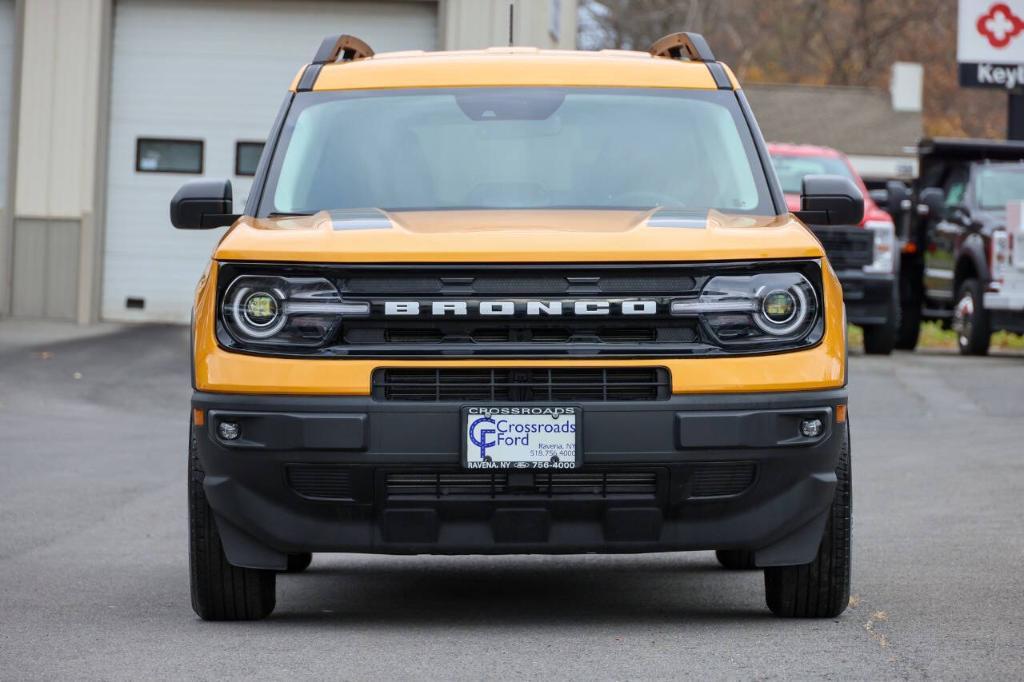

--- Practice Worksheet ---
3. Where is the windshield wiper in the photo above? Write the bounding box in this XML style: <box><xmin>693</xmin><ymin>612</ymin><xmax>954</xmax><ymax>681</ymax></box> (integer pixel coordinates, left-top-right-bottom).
<box><xmin>269</xmin><ymin>211</ymin><xmax>316</xmax><ymax>217</ymax></box>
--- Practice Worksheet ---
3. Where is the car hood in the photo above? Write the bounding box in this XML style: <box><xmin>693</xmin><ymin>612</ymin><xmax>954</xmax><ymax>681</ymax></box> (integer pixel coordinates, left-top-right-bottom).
<box><xmin>971</xmin><ymin>208</ymin><xmax>1010</xmax><ymax>232</ymax></box>
<box><xmin>213</xmin><ymin>208</ymin><xmax>825</xmax><ymax>263</ymax></box>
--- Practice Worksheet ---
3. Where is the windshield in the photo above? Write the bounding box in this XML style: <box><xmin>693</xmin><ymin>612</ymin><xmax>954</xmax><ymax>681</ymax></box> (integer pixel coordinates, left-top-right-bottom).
<box><xmin>260</xmin><ymin>88</ymin><xmax>775</xmax><ymax>216</ymax></box>
<box><xmin>771</xmin><ymin>154</ymin><xmax>855</xmax><ymax>195</ymax></box>
<box><xmin>975</xmin><ymin>166</ymin><xmax>1024</xmax><ymax>210</ymax></box>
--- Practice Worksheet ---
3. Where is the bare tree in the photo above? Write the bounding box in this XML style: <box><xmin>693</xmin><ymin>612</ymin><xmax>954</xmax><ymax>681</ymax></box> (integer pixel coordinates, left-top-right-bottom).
<box><xmin>579</xmin><ymin>0</ymin><xmax>1005</xmax><ymax>138</ymax></box>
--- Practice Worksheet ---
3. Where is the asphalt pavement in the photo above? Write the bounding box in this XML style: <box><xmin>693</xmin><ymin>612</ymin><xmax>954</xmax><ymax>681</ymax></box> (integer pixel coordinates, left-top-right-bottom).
<box><xmin>0</xmin><ymin>323</ymin><xmax>1022</xmax><ymax>680</ymax></box>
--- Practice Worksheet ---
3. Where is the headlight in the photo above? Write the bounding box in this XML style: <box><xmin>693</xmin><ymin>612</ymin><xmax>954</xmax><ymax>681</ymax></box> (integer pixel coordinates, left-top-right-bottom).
<box><xmin>221</xmin><ymin>275</ymin><xmax>368</xmax><ymax>347</ymax></box>
<box><xmin>671</xmin><ymin>271</ymin><xmax>821</xmax><ymax>349</ymax></box>
<box><xmin>863</xmin><ymin>220</ymin><xmax>895</xmax><ymax>274</ymax></box>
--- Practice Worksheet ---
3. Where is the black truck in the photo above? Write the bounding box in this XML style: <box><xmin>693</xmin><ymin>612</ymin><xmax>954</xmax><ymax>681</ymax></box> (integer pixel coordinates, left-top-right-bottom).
<box><xmin>889</xmin><ymin>138</ymin><xmax>1024</xmax><ymax>354</ymax></box>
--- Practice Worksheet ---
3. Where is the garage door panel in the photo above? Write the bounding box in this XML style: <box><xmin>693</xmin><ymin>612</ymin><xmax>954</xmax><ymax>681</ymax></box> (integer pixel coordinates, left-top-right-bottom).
<box><xmin>112</xmin><ymin>1</ymin><xmax>436</xmax><ymax>56</ymax></box>
<box><xmin>102</xmin><ymin>0</ymin><xmax>438</xmax><ymax>322</ymax></box>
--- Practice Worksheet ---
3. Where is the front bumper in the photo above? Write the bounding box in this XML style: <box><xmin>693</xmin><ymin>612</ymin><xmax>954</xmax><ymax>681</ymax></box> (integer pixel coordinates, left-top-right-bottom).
<box><xmin>984</xmin><ymin>273</ymin><xmax>1024</xmax><ymax>332</ymax></box>
<box><xmin>835</xmin><ymin>270</ymin><xmax>896</xmax><ymax>326</ymax></box>
<box><xmin>192</xmin><ymin>388</ymin><xmax>848</xmax><ymax>569</ymax></box>
<box><xmin>985</xmin><ymin>289</ymin><xmax>1024</xmax><ymax>334</ymax></box>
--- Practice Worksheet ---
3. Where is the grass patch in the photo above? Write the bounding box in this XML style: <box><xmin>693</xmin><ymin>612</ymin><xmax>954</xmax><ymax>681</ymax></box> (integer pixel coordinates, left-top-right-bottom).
<box><xmin>917</xmin><ymin>321</ymin><xmax>957</xmax><ymax>351</ymax></box>
<box><xmin>988</xmin><ymin>329</ymin><xmax>1024</xmax><ymax>350</ymax></box>
<box><xmin>848</xmin><ymin>322</ymin><xmax>1024</xmax><ymax>352</ymax></box>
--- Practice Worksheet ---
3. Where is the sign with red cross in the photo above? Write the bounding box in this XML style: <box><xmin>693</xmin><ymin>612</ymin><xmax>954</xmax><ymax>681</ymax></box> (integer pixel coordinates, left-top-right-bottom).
<box><xmin>959</xmin><ymin>1</ymin><xmax>1024</xmax><ymax>88</ymax></box>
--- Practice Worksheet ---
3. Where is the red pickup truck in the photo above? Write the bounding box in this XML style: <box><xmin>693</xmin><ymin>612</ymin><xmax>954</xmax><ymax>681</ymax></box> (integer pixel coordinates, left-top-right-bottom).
<box><xmin>769</xmin><ymin>143</ymin><xmax>899</xmax><ymax>354</ymax></box>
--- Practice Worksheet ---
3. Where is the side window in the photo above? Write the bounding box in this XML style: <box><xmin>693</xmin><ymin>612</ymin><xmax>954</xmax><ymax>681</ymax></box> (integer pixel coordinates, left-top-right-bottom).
<box><xmin>943</xmin><ymin>166</ymin><xmax>969</xmax><ymax>208</ymax></box>
<box><xmin>235</xmin><ymin>141</ymin><xmax>265</xmax><ymax>177</ymax></box>
<box><xmin>136</xmin><ymin>138</ymin><xmax>203</xmax><ymax>174</ymax></box>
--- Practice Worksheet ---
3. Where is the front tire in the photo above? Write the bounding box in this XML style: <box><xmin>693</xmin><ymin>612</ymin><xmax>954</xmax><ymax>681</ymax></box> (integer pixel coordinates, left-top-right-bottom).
<box><xmin>862</xmin><ymin>320</ymin><xmax>896</xmax><ymax>355</ymax></box>
<box><xmin>189</xmin><ymin>431</ymin><xmax>276</xmax><ymax>621</ymax></box>
<box><xmin>952</xmin><ymin>278</ymin><xmax>990</xmax><ymax>356</ymax></box>
<box><xmin>764</xmin><ymin>428</ymin><xmax>851</xmax><ymax>618</ymax></box>
<box><xmin>285</xmin><ymin>553</ymin><xmax>313</xmax><ymax>573</ymax></box>
<box><xmin>895</xmin><ymin>273</ymin><xmax>921</xmax><ymax>350</ymax></box>
<box><xmin>715</xmin><ymin>549</ymin><xmax>757</xmax><ymax>570</ymax></box>
<box><xmin>862</xmin><ymin>284</ymin><xmax>899</xmax><ymax>355</ymax></box>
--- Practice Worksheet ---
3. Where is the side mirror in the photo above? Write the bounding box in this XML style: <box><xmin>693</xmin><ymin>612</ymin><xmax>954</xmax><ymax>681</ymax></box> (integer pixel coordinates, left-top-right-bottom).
<box><xmin>884</xmin><ymin>180</ymin><xmax>910</xmax><ymax>218</ymax></box>
<box><xmin>795</xmin><ymin>174</ymin><xmax>864</xmax><ymax>225</ymax></box>
<box><xmin>869</xmin><ymin>189</ymin><xmax>889</xmax><ymax>205</ymax></box>
<box><xmin>948</xmin><ymin>204</ymin><xmax>972</xmax><ymax>225</ymax></box>
<box><xmin>170</xmin><ymin>179</ymin><xmax>238</xmax><ymax>229</ymax></box>
<box><xmin>917</xmin><ymin>187</ymin><xmax>945</xmax><ymax>220</ymax></box>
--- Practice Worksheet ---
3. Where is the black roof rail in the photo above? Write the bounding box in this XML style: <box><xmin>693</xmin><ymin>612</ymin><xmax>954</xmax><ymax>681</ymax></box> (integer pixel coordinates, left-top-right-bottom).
<box><xmin>312</xmin><ymin>34</ymin><xmax>375</xmax><ymax>64</ymax></box>
<box><xmin>648</xmin><ymin>32</ymin><xmax>731</xmax><ymax>89</ymax></box>
<box><xmin>648</xmin><ymin>32</ymin><xmax>715</xmax><ymax>62</ymax></box>
<box><xmin>297</xmin><ymin>34</ymin><xmax>375</xmax><ymax>93</ymax></box>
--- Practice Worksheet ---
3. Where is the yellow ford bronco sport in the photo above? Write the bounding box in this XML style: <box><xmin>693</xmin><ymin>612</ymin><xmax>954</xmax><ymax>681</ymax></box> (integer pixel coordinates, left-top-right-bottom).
<box><xmin>173</xmin><ymin>33</ymin><xmax>862</xmax><ymax>621</ymax></box>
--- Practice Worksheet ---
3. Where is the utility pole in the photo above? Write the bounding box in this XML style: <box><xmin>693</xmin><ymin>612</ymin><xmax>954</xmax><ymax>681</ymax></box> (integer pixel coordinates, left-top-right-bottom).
<box><xmin>1009</xmin><ymin>91</ymin><xmax>1024</xmax><ymax>140</ymax></box>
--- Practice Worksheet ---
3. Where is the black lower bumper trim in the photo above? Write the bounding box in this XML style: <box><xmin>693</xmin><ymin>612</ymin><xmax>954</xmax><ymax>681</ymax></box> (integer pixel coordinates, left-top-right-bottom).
<box><xmin>191</xmin><ymin>389</ymin><xmax>847</xmax><ymax>567</ymax></box>
<box><xmin>991</xmin><ymin>309</ymin><xmax>1024</xmax><ymax>335</ymax></box>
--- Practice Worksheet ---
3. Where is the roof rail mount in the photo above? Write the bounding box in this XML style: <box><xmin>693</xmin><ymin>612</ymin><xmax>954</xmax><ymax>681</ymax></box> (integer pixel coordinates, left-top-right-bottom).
<box><xmin>649</xmin><ymin>32</ymin><xmax>715</xmax><ymax>62</ymax></box>
<box><xmin>312</xmin><ymin>34</ymin><xmax>374</xmax><ymax>64</ymax></box>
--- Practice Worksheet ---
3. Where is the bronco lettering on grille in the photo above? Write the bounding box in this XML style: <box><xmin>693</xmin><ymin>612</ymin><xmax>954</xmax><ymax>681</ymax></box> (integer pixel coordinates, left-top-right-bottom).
<box><xmin>382</xmin><ymin>300</ymin><xmax>661</xmax><ymax>317</ymax></box>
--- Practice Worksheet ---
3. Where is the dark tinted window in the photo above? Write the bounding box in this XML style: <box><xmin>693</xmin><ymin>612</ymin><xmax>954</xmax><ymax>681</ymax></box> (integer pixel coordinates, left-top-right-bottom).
<box><xmin>236</xmin><ymin>141</ymin><xmax>264</xmax><ymax>176</ymax></box>
<box><xmin>136</xmin><ymin>138</ymin><xmax>203</xmax><ymax>174</ymax></box>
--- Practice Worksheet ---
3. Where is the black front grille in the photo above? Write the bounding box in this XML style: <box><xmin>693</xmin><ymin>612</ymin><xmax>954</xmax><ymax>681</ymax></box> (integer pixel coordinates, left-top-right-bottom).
<box><xmin>343</xmin><ymin>271</ymin><xmax>698</xmax><ymax>296</ymax></box>
<box><xmin>287</xmin><ymin>466</ymin><xmax>354</xmax><ymax>500</ymax></box>
<box><xmin>688</xmin><ymin>462</ymin><xmax>757</xmax><ymax>499</ymax></box>
<box><xmin>385</xmin><ymin>471</ymin><xmax>660</xmax><ymax>500</ymax></box>
<box><xmin>810</xmin><ymin>226</ymin><xmax>873</xmax><ymax>270</ymax></box>
<box><xmin>373</xmin><ymin>368</ymin><xmax>671</xmax><ymax>402</ymax></box>
<box><xmin>364</xmin><ymin>325</ymin><xmax>671</xmax><ymax>345</ymax></box>
<box><xmin>217</xmin><ymin>261</ymin><xmax>825</xmax><ymax>358</ymax></box>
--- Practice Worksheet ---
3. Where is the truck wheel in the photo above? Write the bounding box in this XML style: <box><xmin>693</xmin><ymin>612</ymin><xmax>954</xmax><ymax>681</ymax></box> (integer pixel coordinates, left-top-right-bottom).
<box><xmin>189</xmin><ymin>431</ymin><xmax>276</xmax><ymax>621</ymax></box>
<box><xmin>285</xmin><ymin>553</ymin><xmax>313</xmax><ymax>573</ymax></box>
<box><xmin>862</xmin><ymin>284</ymin><xmax>899</xmax><ymax>355</ymax></box>
<box><xmin>715</xmin><ymin>549</ymin><xmax>756</xmax><ymax>570</ymax></box>
<box><xmin>953</xmin><ymin>279</ymin><xmax>990</xmax><ymax>356</ymax></box>
<box><xmin>863</xmin><ymin>324</ymin><xmax>896</xmax><ymax>355</ymax></box>
<box><xmin>764</xmin><ymin>428</ymin><xmax>851</xmax><ymax>618</ymax></box>
<box><xmin>895</xmin><ymin>276</ymin><xmax>921</xmax><ymax>350</ymax></box>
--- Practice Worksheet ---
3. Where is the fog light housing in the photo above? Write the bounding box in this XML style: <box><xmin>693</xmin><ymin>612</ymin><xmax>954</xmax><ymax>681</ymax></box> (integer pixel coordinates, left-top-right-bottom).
<box><xmin>800</xmin><ymin>418</ymin><xmax>823</xmax><ymax>439</ymax></box>
<box><xmin>218</xmin><ymin>422</ymin><xmax>241</xmax><ymax>441</ymax></box>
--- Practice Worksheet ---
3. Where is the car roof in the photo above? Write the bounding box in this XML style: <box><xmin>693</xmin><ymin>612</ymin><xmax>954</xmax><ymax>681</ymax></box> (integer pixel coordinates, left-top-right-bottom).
<box><xmin>294</xmin><ymin>48</ymin><xmax>736</xmax><ymax>92</ymax></box>
<box><xmin>767</xmin><ymin>142</ymin><xmax>844</xmax><ymax>158</ymax></box>
<box><xmin>918</xmin><ymin>137</ymin><xmax>1024</xmax><ymax>163</ymax></box>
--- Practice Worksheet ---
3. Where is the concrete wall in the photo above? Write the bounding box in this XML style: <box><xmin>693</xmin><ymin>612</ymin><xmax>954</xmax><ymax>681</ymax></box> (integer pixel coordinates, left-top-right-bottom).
<box><xmin>8</xmin><ymin>0</ymin><xmax>111</xmax><ymax>322</ymax></box>
<box><xmin>442</xmin><ymin>0</ymin><xmax>576</xmax><ymax>50</ymax></box>
<box><xmin>10</xmin><ymin>218</ymin><xmax>79</xmax><ymax>318</ymax></box>
<box><xmin>0</xmin><ymin>0</ymin><xmax>22</xmax><ymax>318</ymax></box>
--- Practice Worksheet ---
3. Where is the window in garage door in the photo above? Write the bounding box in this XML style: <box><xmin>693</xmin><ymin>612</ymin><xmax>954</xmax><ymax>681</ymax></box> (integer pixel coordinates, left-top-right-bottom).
<box><xmin>100</xmin><ymin>0</ymin><xmax>439</xmax><ymax>323</ymax></box>
<box><xmin>136</xmin><ymin>138</ymin><xmax>204</xmax><ymax>174</ymax></box>
<box><xmin>235</xmin><ymin>141</ymin><xmax>264</xmax><ymax>176</ymax></box>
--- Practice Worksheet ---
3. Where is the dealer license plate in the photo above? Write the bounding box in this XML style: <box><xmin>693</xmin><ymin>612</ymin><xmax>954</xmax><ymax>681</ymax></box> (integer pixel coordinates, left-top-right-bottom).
<box><xmin>463</xmin><ymin>406</ymin><xmax>580</xmax><ymax>469</ymax></box>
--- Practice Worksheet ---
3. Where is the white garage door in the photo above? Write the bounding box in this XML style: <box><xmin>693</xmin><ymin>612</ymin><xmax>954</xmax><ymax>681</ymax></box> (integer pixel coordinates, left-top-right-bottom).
<box><xmin>102</xmin><ymin>0</ymin><xmax>438</xmax><ymax>322</ymax></box>
<box><xmin>0</xmin><ymin>0</ymin><xmax>14</xmax><ymax>214</ymax></box>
